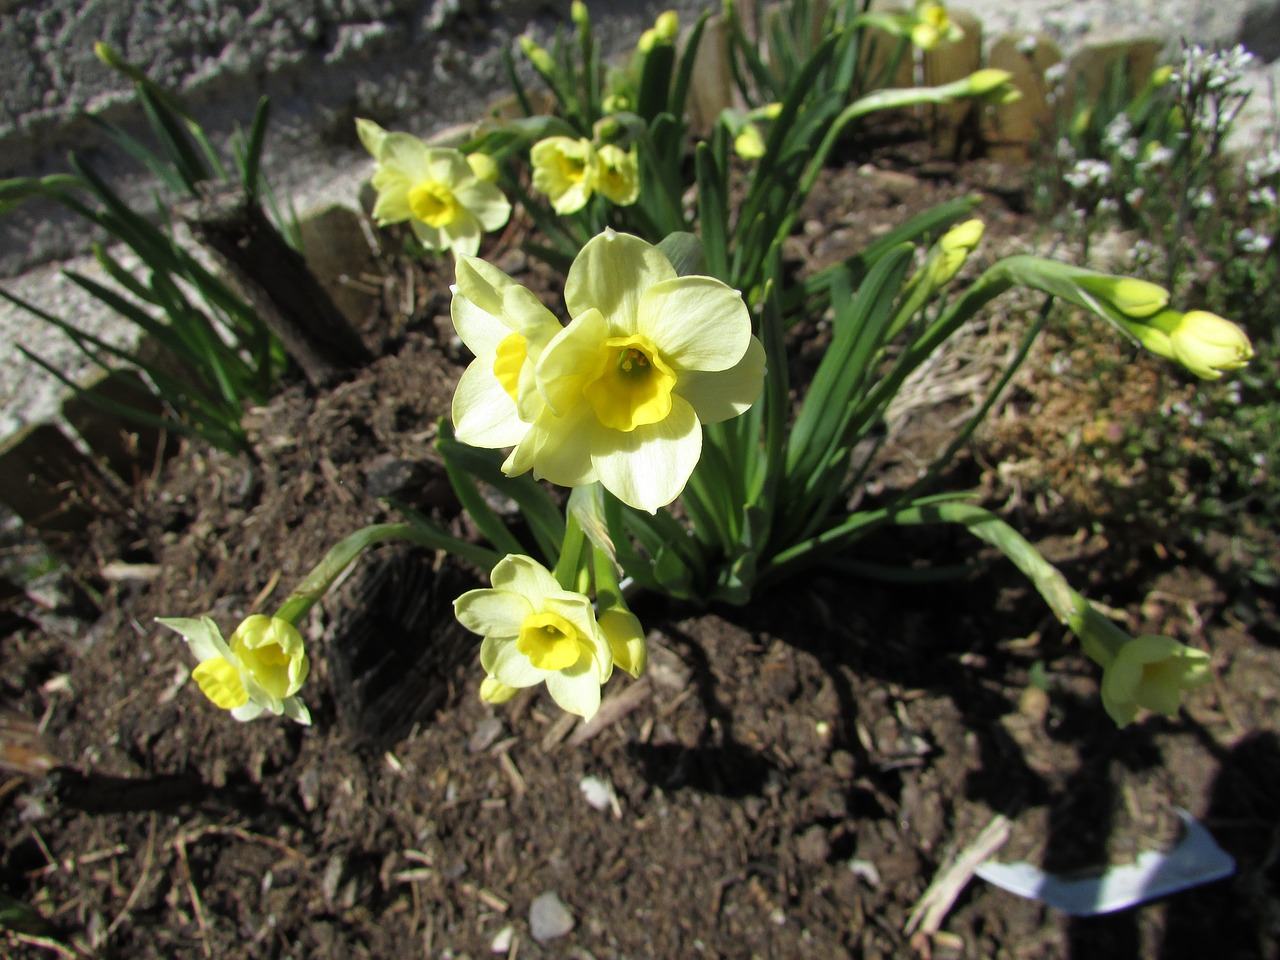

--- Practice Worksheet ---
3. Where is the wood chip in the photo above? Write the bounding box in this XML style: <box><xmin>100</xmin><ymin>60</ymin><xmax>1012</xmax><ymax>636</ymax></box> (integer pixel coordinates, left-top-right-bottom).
<box><xmin>567</xmin><ymin>678</ymin><xmax>651</xmax><ymax>746</ymax></box>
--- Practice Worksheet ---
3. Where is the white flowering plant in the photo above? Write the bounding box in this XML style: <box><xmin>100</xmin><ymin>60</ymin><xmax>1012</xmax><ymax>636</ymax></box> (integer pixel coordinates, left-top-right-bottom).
<box><xmin>157</xmin><ymin>0</ymin><xmax>1255</xmax><ymax>731</ymax></box>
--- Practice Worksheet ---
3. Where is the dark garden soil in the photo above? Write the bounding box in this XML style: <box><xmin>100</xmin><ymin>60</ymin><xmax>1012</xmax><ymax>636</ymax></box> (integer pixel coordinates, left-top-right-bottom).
<box><xmin>2</xmin><ymin>143</ymin><xmax>1279</xmax><ymax>960</ymax></box>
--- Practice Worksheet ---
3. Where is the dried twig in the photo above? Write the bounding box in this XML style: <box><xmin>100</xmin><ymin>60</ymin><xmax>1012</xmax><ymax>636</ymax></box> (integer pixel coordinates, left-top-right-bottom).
<box><xmin>173</xmin><ymin>836</ymin><xmax>212</xmax><ymax>959</ymax></box>
<box><xmin>106</xmin><ymin>812</ymin><xmax>157</xmax><ymax>937</ymax></box>
<box><xmin>905</xmin><ymin>814</ymin><xmax>1011</xmax><ymax>943</ymax></box>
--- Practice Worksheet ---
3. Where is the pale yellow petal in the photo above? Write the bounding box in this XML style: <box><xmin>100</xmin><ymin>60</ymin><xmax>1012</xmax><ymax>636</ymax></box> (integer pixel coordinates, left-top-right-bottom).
<box><xmin>564</xmin><ymin>231</ymin><xmax>676</xmax><ymax>334</ymax></box>
<box><xmin>191</xmin><ymin>658</ymin><xmax>249</xmax><ymax>710</ymax></box>
<box><xmin>676</xmin><ymin>336</ymin><xmax>766</xmax><ymax>424</ymax></box>
<box><xmin>637</xmin><ymin>276</ymin><xmax>751</xmax><ymax>371</ymax></box>
<box><xmin>591</xmin><ymin>394</ymin><xmax>701</xmax><ymax>511</ymax></box>
<box><xmin>455</xmin><ymin>586</ymin><xmax>532</xmax><ymax>638</ymax></box>
<box><xmin>452</xmin><ymin>359</ymin><xmax>529</xmax><ymax>448</ymax></box>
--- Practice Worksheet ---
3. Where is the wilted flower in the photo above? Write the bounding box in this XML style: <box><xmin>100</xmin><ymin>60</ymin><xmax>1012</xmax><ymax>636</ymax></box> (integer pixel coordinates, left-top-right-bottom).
<box><xmin>454</xmin><ymin>555</ymin><xmax>613</xmax><ymax>719</ymax></box>
<box><xmin>357</xmin><ymin>119</ymin><xmax>511</xmax><ymax>257</ymax></box>
<box><xmin>158</xmin><ymin>614</ymin><xmax>311</xmax><ymax>724</ymax></box>
<box><xmin>509</xmin><ymin>230</ymin><xmax>765</xmax><ymax>511</ymax></box>
<box><xmin>1099</xmin><ymin>635</ymin><xmax>1212</xmax><ymax>727</ymax></box>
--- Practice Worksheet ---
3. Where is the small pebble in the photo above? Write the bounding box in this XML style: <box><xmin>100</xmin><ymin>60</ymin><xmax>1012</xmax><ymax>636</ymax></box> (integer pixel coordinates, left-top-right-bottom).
<box><xmin>529</xmin><ymin>891</ymin><xmax>575</xmax><ymax>943</ymax></box>
<box><xmin>490</xmin><ymin>924</ymin><xmax>515</xmax><ymax>953</ymax></box>
<box><xmin>579</xmin><ymin>775</ymin><xmax>615</xmax><ymax>812</ymax></box>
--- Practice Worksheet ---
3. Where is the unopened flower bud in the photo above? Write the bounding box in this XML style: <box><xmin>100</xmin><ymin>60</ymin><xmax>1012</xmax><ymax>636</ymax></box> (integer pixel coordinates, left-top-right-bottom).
<box><xmin>654</xmin><ymin>10</ymin><xmax>679</xmax><ymax>41</ymax></box>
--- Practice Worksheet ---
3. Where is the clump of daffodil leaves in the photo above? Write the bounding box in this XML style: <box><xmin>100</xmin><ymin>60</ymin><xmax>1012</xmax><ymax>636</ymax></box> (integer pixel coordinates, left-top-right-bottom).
<box><xmin>158</xmin><ymin>0</ymin><xmax>1252</xmax><ymax>732</ymax></box>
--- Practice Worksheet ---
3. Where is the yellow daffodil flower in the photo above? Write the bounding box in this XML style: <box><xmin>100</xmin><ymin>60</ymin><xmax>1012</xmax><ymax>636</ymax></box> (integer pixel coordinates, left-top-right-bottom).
<box><xmin>530</xmin><ymin>137</ymin><xmax>639</xmax><ymax>213</ymax></box>
<box><xmin>594</xmin><ymin>143</ymin><xmax>641</xmax><ymax>206</ymax></box>
<box><xmin>1122</xmin><ymin>308</ymin><xmax>1255</xmax><ymax>380</ymax></box>
<box><xmin>356</xmin><ymin>118</ymin><xmax>511</xmax><ymax>257</ymax></box>
<box><xmin>508</xmin><ymin>230</ymin><xmax>764</xmax><ymax>511</ymax></box>
<box><xmin>157</xmin><ymin>614</ymin><xmax>311</xmax><ymax>724</ymax></box>
<box><xmin>531</xmin><ymin>136</ymin><xmax>597</xmax><ymax>214</ymax></box>
<box><xmin>909</xmin><ymin>0</ymin><xmax>963</xmax><ymax>50</ymax></box>
<box><xmin>1099</xmin><ymin>635</ymin><xmax>1212</xmax><ymax>727</ymax></box>
<box><xmin>454</xmin><ymin>555</ymin><xmax>613</xmax><ymax>719</ymax></box>
<box><xmin>450</xmin><ymin>254</ymin><xmax>565</xmax><ymax>449</ymax></box>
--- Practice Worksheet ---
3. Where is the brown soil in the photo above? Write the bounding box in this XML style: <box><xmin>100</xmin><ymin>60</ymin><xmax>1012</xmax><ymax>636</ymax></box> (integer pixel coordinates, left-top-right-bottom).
<box><xmin>2</xmin><ymin>144</ymin><xmax>1278</xmax><ymax>960</ymax></box>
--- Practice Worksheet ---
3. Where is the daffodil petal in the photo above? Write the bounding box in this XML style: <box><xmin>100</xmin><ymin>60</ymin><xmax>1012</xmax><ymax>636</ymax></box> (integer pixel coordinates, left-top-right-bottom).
<box><xmin>455</xmin><ymin>256</ymin><xmax>517</xmax><ymax>318</ymax></box>
<box><xmin>637</xmin><ymin>277</ymin><xmax>751</xmax><ymax>371</ymax></box>
<box><xmin>377</xmin><ymin>132</ymin><xmax>435</xmax><ymax>181</ymax></box>
<box><xmin>483</xmin><ymin>635</ymin><xmax>548</xmax><ymax>688</ymax></box>
<box><xmin>157</xmin><ymin>616</ymin><xmax>231</xmax><ymax>663</ymax></box>
<box><xmin>524</xmin><ymin>407</ymin><xmax>598</xmax><ymax>488</ymax></box>
<box><xmin>545</xmin><ymin>666</ymin><xmax>602</xmax><ymax>719</ymax></box>
<box><xmin>426</xmin><ymin>149</ymin><xmax>472</xmax><ymax>183</ymax></box>
<box><xmin>537</xmin><ymin>307</ymin><xmax>609</xmax><ymax>415</ymax></box>
<box><xmin>453</xmin><ymin>360</ymin><xmax>528</xmax><ymax>447</ymax></box>
<box><xmin>455</xmin><ymin>586</ymin><xmax>532</xmax><ymax>637</ymax></box>
<box><xmin>591</xmin><ymin>394</ymin><xmax>701</xmax><ymax>511</ymax></box>
<box><xmin>370</xmin><ymin>169</ymin><xmax>413</xmax><ymax>224</ymax></box>
<box><xmin>490</xmin><ymin>553</ymin><xmax>562</xmax><ymax>607</ymax></box>
<box><xmin>281</xmin><ymin>696</ymin><xmax>312</xmax><ymax>726</ymax></box>
<box><xmin>676</xmin><ymin>336</ymin><xmax>766</xmax><ymax>424</ymax></box>
<box><xmin>565</xmin><ymin>231</ymin><xmax>676</xmax><ymax>334</ymax></box>
<box><xmin>409</xmin><ymin>217</ymin><xmax>449</xmax><ymax>251</ymax></box>
<box><xmin>443</xmin><ymin>212</ymin><xmax>483</xmax><ymax>257</ymax></box>
<box><xmin>451</xmin><ymin>292</ymin><xmax>511</xmax><ymax>358</ymax></box>
<box><xmin>191</xmin><ymin>658</ymin><xmax>249</xmax><ymax>709</ymax></box>
<box><xmin>230</xmin><ymin>701</ymin><xmax>267</xmax><ymax>722</ymax></box>
<box><xmin>356</xmin><ymin>117</ymin><xmax>389</xmax><ymax>159</ymax></box>
<box><xmin>455</xmin><ymin>180</ymin><xmax>513</xmax><ymax>232</ymax></box>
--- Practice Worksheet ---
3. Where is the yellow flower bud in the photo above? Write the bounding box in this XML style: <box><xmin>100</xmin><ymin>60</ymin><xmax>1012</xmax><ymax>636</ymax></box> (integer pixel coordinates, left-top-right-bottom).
<box><xmin>480</xmin><ymin>675</ymin><xmax>520</xmax><ymax>704</ymax></box>
<box><xmin>599</xmin><ymin>608</ymin><xmax>648</xmax><ymax>679</ymax></box>
<box><xmin>571</xmin><ymin>0</ymin><xmax>590</xmax><ymax>28</ymax></box>
<box><xmin>638</xmin><ymin>28</ymin><xmax>658</xmax><ymax>54</ymax></box>
<box><xmin>520</xmin><ymin>35</ymin><xmax>556</xmax><ymax>75</ymax></box>
<box><xmin>1148</xmin><ymin>309</ymin><xmax>1254</xmax><ymax>380</ymax></box>
<box><xmin>967</xmin><ymin>69</ymin><xmax>1022</xmax><ymax>104</ymax></box>
<box><xmin>466</xmin><ymin>152</ymin><xmax>500</xmax><ymax>183</ymax></box>
<box><xmin>1076</xmin><ymin>274</ymin><xmax>1170</xmax><ymax>319</ymax></box>
<box><xmin>935</xmin><ymin>218</ymin><xmax>985</xmax><ymax>279</ymax></box>
<box><xmin>654</xmin><ymin>10</ymin><xmax>679</xmax><ymax>41</ymax></box>
<box><xmin>1100</xmin><ymin>635</ymin><xmax>1212</xmax><ymax>727</ymax></box>
<box><xmin>734</xmin><ymin>123</ymin><xmax>767</xmax><ymax>160</ymax></box>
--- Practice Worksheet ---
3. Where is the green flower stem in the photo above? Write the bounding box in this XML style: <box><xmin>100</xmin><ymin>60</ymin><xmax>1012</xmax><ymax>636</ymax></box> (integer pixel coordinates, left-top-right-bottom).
<box><xmin>272</xmin><ymin>522</ymin><xmax>502</xmax><ymax>626</ymax></box>
<box><xmin>553</xmin><ymin>511</ymin><xmax>588</xmax><ymax>593</ymax></box>
<box><xmin>592</xmin><ymin>542</ymin><xmax>624</xmax><ymax>609</ymax></box>
<box><xmin>888</xmin><ymin>502</ymin><xmax>1131</xmax><ymax>666</ymax></box>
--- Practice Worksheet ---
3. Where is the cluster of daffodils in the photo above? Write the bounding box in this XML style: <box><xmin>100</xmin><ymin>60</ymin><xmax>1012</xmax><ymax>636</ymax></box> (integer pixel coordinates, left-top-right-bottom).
<box><xmin>530</xmin><ymin>136</ymin><xmax>640</xmax><ymax>215</ymax></box>
<box><xmin>863</xmin><ymin>0</ymin><xmax>963</xmax><ymax>52</ymax></box>
<box><xmin>357</xmin><ymin>118</ymin><xmax>511</xmax><ymax>257</ymax></box>
<box><xmin>451</xmin><ymin>229</ymin><xmax>765</xmax><ymax>512</ymax></box>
